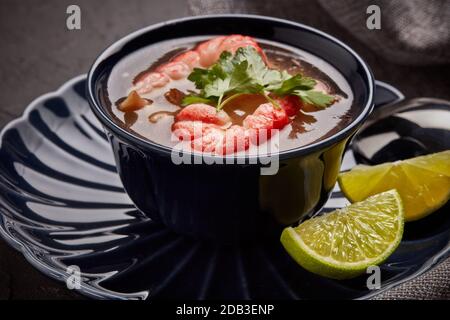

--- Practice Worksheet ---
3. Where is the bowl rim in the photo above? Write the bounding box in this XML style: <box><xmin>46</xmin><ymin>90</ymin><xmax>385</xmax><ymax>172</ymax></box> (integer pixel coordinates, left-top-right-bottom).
<box><xmin>87</xmin><ymin>14</ymin><xmax>375</xmax><ymax>161</ymax></box>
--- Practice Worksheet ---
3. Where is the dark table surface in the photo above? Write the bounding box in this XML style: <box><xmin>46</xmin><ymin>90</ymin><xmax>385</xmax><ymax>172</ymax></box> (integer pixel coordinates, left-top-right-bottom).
<box><xmin>0</xmin><ymin>0</ymin><xmax>449</xmax><ymax>299</ymax></box>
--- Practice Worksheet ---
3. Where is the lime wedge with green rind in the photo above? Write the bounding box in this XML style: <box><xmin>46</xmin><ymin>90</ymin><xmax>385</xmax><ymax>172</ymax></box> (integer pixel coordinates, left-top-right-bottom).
<box><xmin>281</xmin><ymin>190</ymin><xmax>404</xmax><ymax>279</ymax></box>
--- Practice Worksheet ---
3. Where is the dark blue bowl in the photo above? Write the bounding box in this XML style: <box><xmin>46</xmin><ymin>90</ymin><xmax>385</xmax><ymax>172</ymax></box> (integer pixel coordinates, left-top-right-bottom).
<box><xmin>87</xmin><ymin>15</ymin><xmax>374</xmax><ymax>242</ymax></box>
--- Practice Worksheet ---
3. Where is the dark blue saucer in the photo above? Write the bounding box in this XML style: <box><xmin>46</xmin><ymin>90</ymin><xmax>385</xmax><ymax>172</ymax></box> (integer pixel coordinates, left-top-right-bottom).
<box><xmin>0</xmin><ymin>76</ymin><xmax>448</xmax><ymax>299</ymax></box>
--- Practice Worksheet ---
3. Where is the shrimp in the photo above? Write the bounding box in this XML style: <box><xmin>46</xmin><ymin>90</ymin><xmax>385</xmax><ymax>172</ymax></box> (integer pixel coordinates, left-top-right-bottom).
<box><xmin>133</xmin><ymin>35</ymin><xmax>266</xmax><ymax>94</ymax></box>
<box><xmin>277</xmin><ymin>95</ymin><xmax>302</xmax><ymax>117</ymax></box>
<box><xmin>243</xmin><ymin>103</ymin><xmax>290</xmax><ymax>144</ymax></box>
<box><xmin>175</xmin><ymin>103</ymin><xmax>231</xmax><ymax>126</ymax></box>
<box><xmin>172</xmin><ymin>50</ymin><xmax>201</xmax><ymax>69</ymax></box>
<box><xmin>217</xmin><ymin>34</ymin><xmax>267</xmax><ymax>63</ymax></box>
<box><xmin>196</xmin><ymin>36</ymin><xmax>227</xmax><ymax>67</ymax></box>
<box><xmin>192</xmin><ymin>126</ymin><xmax>225</xmax><ymax>153</ymax></box>
<box><xmin>135</xmin><ymin>72</ymin><xmax>170</xmax><ymax>94</ymax></box>
<box><xmin>158</xmin><ymin>61</ymin><xmax>191</xmax><ymax>80</ymax></box>
<box><xmin>216</xmin><ymin>125</ymin><xmax>249</xmax><ymax>155</ymax></box>
<box><xmin>171</xmin><ymin>102</ymin><xmax>290</xmax><ymax>155</ymax></box>
<box><xmin>196</xmin><ymin>35</ymin><xmax>266</xmax><ymax>67</ymax></box>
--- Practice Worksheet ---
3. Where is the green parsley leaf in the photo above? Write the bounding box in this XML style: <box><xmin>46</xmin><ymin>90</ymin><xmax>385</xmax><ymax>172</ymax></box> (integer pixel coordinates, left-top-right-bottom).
<box><xmin>293</xmin><ymin>89</ymin><xmax>335</xmax><ymax>108</ymax></box>
<box><xmin>263</xmin><ymin>69</ymin><xmax>291</xmax><ymax>89</ymax></box>
<box><xmin>216</xmin><ymin>51</ymin><xmax>234</xmax><ymax>74</ymax></box>
<box><xmin>181</xmin><ymin>95</ymin><xmax>215</xmax><ymax>106</ymax></box>
<box><xmin>183</xmin><ymin>45</ymin><xmax>335</xmax><ymax>110</ymax></box>
<box><xmin>272</xmin><ymin>74</ymin><xmax>316</xmax><ymax>95</ymax></box>
<box><xmin>204</xmin><ymin>58</ymin><xmax>264</xmax><ymax>109</ymax></box>
<box><xmin>187</xmin><ymin>68</ymin><xmax>210</xmax><ymax>89</ymax></box>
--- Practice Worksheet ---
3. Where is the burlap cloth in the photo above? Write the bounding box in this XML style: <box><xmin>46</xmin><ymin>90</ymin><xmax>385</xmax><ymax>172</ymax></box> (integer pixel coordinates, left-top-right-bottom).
<box><xmin>187</xmin><ymin>0</ymin><xmax>450</xmax><ymax>300</ymax></box>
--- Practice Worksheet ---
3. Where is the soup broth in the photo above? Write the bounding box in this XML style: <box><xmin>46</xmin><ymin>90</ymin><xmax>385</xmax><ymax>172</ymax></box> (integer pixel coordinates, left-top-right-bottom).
<box><xmin>105</xmin><ymin>36</ymin><xmax>355</xmax><ymax>154</ymax></box>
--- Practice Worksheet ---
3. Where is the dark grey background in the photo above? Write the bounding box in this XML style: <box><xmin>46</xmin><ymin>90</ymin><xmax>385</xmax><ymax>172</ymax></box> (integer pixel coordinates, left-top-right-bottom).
<box><xmin>0</xmin><ymin>0</ymin><xmax>449</xmax><ymax>299</ymax></box>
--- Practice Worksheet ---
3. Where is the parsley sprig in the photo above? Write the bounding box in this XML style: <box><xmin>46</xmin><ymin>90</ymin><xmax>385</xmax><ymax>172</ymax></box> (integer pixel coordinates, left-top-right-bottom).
<box><xmin>182</xmin><ymin>47</ymin><xmax>334</xmax><ymax>110</ymax></box>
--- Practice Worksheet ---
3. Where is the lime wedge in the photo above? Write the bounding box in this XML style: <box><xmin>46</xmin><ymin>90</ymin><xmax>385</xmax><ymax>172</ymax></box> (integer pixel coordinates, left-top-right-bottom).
<box><xmin>281</xmin><ymin>190</ymin><xmax>404</xmax><ymax>279</ymax></box>
<box><xmin>338</xmin><ymin>150</ymin><xmax>450</xmax><ymax>221</ymax></box>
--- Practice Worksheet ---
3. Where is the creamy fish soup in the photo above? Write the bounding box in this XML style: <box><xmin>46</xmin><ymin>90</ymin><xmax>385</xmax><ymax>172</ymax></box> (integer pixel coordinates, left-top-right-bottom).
<box><xmin>104</xmin><ymin>35</ymin><xmax>354</xmax><ymax>155</ymax></box>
